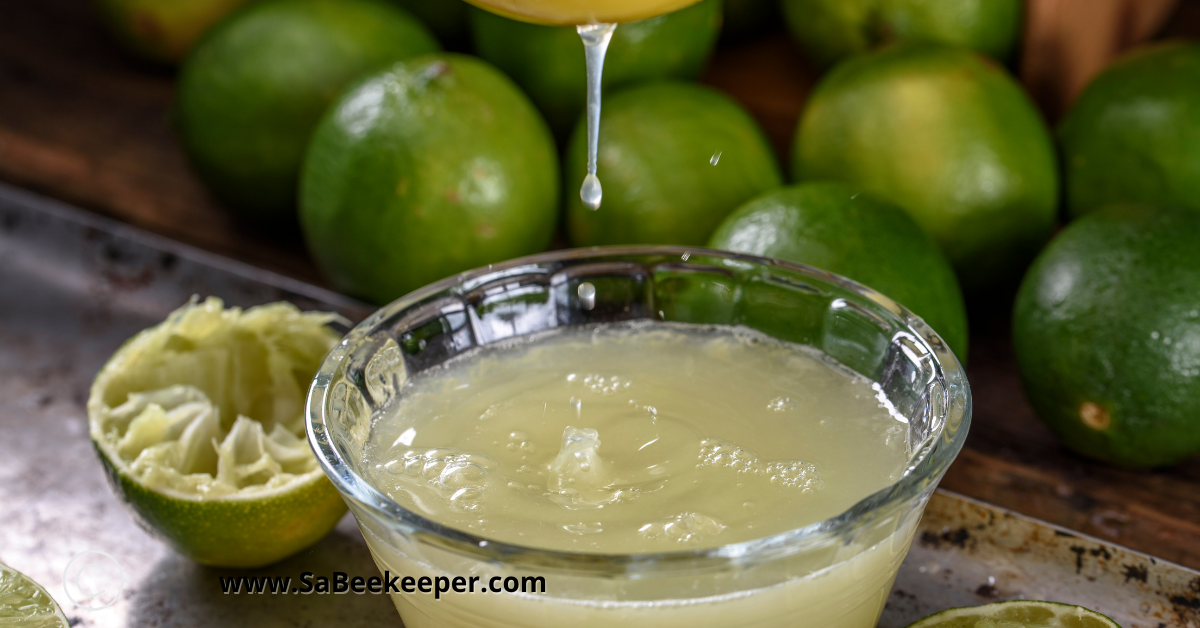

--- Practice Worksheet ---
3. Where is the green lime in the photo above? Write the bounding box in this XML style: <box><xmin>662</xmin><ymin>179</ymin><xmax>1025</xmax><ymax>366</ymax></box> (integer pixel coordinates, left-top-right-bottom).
<box><xmin>1014</xmin><ymin>204</ymin><xmax>1200</xmax><ymax>468</ymax></box>
<box><xmin>793</xmin><ymin>43</ymin><xmax>1058</xmax><ymax>290</ymax></box>
<box><xmin>1059</xmin><ymin>42</ymin><xmax>1200</xmax><ymax>219</ymax></box>
<box><xmin>709</xmin><ymin>182</ymin><xmax>968</xmax><ymax>360</ymax></box>
<box><xmin>96</xmin><ymin>0</ymin><xmax>253</xmax><ymax>64</ymax></box>
<box><xmin>780</xmin><ymin>0</ymin><xmax>1022</xmax><ymax>68</ymax></box>
<box><xmin>906</xmin><ymin>600</ymin><xmax>1121</xmax><ymax>628</ymax></box>
<box><xmin>391</xmin><ymin>0</ymin><xmax>471</xmax><ymax>47</ymax></box>
<box><xmin>0</xmin><ymin>563</ymin><xmax>68</xmax><ymax>627</ymax></box>
<box><xmin>566</xmin><ymin>81</ymin><xmax>781</xmax><ymax>247</ymax></box>
<box><xmin>300</xmin><ymin>54</ymin><xmax>559</xmax><ymax>305</ymax></box>
<box><xmin>469</xmin><ymin>0</ymin><xmax>721</xmax><ymax>137</ymax></box>
<box><xmin>176</xmin><ymin>0</ymin><xmax>439</xmax><ymax>222</ymax></box>
<box><xmin>88</xmin><ymin>298</ymin><xmax>348</xmax><ymax>568</ymax></box>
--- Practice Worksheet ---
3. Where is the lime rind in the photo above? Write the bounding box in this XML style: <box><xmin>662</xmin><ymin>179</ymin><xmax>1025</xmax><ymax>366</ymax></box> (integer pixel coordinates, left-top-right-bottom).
<box><xmin>0</xmin><ymin>563</ymin><xmax>69</xmax><ymax>628</ymax></box>
<box><xmin>906</xmin><ymin>600</ymin><xmax>1122</xmax><ymax>628</ymax></box>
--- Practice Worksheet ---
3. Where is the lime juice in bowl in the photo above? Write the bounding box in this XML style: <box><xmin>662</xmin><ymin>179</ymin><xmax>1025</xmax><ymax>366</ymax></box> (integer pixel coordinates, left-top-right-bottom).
<box><xmin>306</xmin><ymin>247</ymin><xmax>971</xmax><ymax>628</ymax></box>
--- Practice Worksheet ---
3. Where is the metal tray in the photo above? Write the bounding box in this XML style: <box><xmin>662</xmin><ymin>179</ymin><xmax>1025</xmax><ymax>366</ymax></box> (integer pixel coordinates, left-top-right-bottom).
<box><xmin>2</xmin><ymin>183</ymin><xmax>1197</xmax><ymax>628</ymax></box>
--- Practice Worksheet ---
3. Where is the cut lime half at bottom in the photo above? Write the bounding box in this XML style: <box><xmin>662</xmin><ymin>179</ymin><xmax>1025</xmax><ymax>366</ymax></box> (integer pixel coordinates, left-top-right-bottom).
<box><xmin>0</xmin><ymin>563</ymin><xmax>69</xmax><ymax>628</ymax></box>
<box><xmin>907</xmin><ymin>600</ymin><xmax>1121</xmax><ymax>628</ymax></box>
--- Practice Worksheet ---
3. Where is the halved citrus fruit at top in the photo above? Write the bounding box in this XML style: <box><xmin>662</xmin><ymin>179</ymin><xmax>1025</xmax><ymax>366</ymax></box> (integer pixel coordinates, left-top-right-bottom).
<box><xmin>87</xmin><ymin>297</ymin><xmax>348</xmax><ymax>568</ymax></box>
<box><xmin>907</xmin><ymin>600</ymin><xmax>1121</xmax><ymax>628</ymax></box>
<box><xmin>0</xmin><ymin>562</ymin><xmax>69</xmax><ymax>628</ymax></box>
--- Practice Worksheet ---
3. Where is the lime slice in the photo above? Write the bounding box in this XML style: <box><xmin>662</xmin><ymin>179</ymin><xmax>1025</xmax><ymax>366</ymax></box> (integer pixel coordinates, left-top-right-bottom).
<box><xmin>87</xmin><ymin>297</ymin><xmax>348</xmax><ymax>568</ymax></box>
<box><xmin>907</xmin><ymin>600</ymin><xmax>1122</xmax><ymax>628</ymax></box>
<box><xmin>0</xmin><ymin>563</ymin><xmax>69</xmax><ymax>628</ymax></box>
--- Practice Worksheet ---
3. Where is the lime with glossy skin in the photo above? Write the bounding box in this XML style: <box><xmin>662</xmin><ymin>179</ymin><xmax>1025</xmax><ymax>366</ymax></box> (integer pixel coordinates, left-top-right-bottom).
<box><xmin>300</xmin><ymin>54</ymin><xmax>559</xmax><ymax>305</ymax></box>
<box><xmin>793</xmin><ymin>43</ymin><xmax>1058</xmax><ymax>290</ymax></box>
<box><xmin>1059</xmin><ymin>42</ymin><xmax>1200</xmax><ymax>219</ymax></box>
<box><xmin>391</xmin><ymin>0</ymin><xmax>471</xmax><ymax>47</ymax></box>
<box><xmin>96</xmin><ymin>0</ymin><xmax>253</xmax><ymax>64</ymax></box>
<box><xmin>709</xmin><ymin>182</ymin><xmax>968</xmax><ymax>360</ymax></box>
<box><xmin>88</xmin><ymin>298</ymin><xmax>348</xmax><ymax>568</ymax></box>
<box><xmin>176</xmin><ymin>0</ymin><xmax>439</xmax><ymax>222</ymax></box>
<box><xmin>1014</xmin><ymin>204</ymin><xmax>1200</xmax><ymax>468</ymax></box>
<box><xmin>780</xmin><ymin>0</ymin><xmax>1022</xmax><ymax>68</ymax></box>
<box><xmin>470</xmin><ymin>0</ymin><xmax>721</xmax><ymax>137</ymax></box>
<box><xmin>906</xmin><ymin>600</ymin><xmax>1121</xmax><ymax>628</ymax></box>
<box><xmin>566</xmin><ymin>81</ymin><xmax>781</xmax><ymax>247</ymax></box>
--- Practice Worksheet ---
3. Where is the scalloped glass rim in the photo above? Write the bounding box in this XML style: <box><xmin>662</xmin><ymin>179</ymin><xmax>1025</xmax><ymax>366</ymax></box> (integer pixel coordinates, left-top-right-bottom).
<box><xmin>306</xmin><ymin>245</ymin><xmax>971</xmax><ymax>577</ymax></box>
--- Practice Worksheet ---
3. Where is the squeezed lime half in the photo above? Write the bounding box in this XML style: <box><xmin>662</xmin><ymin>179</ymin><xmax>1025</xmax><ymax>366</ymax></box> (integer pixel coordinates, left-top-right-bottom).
<box><xmin>87</xmin><ymin>297</ymin><xmax>348</xmax><ymax>568</ymax></box>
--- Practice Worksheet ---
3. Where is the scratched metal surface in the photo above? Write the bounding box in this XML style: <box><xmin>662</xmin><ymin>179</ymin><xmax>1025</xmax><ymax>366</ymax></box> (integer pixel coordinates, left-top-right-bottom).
<box><xmin>1</xmin><ymin>183</ymin><xmax>1197</xmax><ymax>627</ymax></box>
<box><xmin>879</xmin><ymin>491</ymin><xmax>1200</xmax><ymax>628</ymax></box>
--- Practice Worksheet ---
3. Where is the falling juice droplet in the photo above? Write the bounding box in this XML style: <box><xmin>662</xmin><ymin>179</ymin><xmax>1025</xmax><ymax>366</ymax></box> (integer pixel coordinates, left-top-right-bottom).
<box><xmin>577</xmin><ymin>281</ymin><xmax>596</xmax><ymax>311</ymax></box>
<box><xmin>580</xmin><ymin>174</ymin><xmax>602</xmax><ymax>210</ymax></box>
<box><xmin>577</xmin><ymin>22</ymin><xmax>617</xmax><ymax>211</ymax></box>
<box><xmin>710</xmin><ymin>151</ymin><xmax>722</xmax><ymax>166</ymax></box>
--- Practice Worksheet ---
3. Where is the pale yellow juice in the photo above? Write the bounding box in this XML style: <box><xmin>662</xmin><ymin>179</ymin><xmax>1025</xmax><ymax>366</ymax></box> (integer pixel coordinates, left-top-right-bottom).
<box><xmin>464</xmin><ymin>0</ymin><xmax>701</xmax><ymax>25</ymax></box>
<box><xmin>356</xmin><ymin>323</ymin><xmax>921</xmax><ymax>627</ymax></box>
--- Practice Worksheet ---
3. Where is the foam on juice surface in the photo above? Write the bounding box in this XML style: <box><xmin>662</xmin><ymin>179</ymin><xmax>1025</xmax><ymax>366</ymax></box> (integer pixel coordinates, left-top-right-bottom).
<box><xmin>362</xmin><ymin>323</ymin><xmax>910</xmax><ymax>554</ymax></box>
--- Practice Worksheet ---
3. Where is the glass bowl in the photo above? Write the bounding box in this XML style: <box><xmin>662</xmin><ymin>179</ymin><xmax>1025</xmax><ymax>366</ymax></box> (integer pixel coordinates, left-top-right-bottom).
<box><xmin>306</xmin><ymin>246</ymin><xmax>971</xmax><ymax>628</ymax></box>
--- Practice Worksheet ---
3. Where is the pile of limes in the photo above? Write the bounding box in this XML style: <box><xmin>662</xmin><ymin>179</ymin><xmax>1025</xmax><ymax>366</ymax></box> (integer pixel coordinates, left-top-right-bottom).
<box><xmin>90</xmin><ymin>0</ymin><xmax>1200</xmax><ymax>573</ymax></box>
<box><xmin>1012</xmin><ymin>42</ymin><xmax>1200</xmax><ymax>470</ymax></box>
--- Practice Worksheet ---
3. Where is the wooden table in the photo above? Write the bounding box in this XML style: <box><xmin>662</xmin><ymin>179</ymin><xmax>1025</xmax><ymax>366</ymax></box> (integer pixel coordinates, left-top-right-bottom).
<box><xmin>2</xmin><ymin>0</ymin><xmax>1199</xmax><ymax>570</ymax></box>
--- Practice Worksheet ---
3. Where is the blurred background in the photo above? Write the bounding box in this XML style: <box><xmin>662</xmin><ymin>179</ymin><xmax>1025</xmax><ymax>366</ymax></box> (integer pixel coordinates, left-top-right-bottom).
<box><xmin>0</xmin><ymin>0</ymin><xmax>1191</xmax><ymax>284</ymax></box>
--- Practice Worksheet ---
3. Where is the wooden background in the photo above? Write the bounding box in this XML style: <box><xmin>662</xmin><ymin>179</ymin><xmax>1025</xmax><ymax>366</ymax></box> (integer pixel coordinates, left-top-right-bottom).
<box><xmin>1</xmin><ymin>0</ymin><xmax>1199</xmax><ymax>569</ymax></box>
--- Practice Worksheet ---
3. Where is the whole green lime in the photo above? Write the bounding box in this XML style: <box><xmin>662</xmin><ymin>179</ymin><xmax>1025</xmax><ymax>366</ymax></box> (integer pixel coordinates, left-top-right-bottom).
<box><xmin>709</xmin><ymin>182</ymin><xmax>968</xmax><ymax>360</ymax></box>
<box><xmin>300</xmin><ymin>54</ymin><xmax>559</xmax><ymax>304</ymax></box>
<box><xmin>780</xmin><ymin>0</ymin><xmax>1022</xmax><ymax>68</ymax></box>
<box><xmin>97</xmin><ymin>0</ymin><xmax>253</xmax><ymax>64</ymax></box>
<box><xmin>176</xmin><ymin>0</ymin><xmax>439</xmax><ymax>222</ymax></box>
<box><xmin>470</xmin><ymin>0</ymin><xmax>722</xmax><ymax>136</ymax></box>
<box><xmin>1059</xmin><ymin>42</ymin><xmax>1200</xmax><ymax>219</ymax></box>
<box><xmin>793</xmin><ymin>43</ymin><xmax>1058</xmax><ymax>289</ymax></box>
<box><xmin>567</xmin><ymin>82</ymin><xmax>781</xmax><ymax>247</ymax></box>
<box><xmin>1014</xmin><ymin>204</ymin><xmax>1200</xmax><ymax>468</ymax></box>
<box><xmin>391</xmin><ymin>0</ymin><xmax>470</xmax><ymax>47</ymax></box>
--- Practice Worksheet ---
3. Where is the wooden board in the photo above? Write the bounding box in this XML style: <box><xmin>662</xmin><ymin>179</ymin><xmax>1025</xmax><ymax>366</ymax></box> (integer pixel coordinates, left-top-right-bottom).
<box><xmin>1</xmin><ymin>0</ymin><xmax>1199</xmax><ymax>571</ymax></box>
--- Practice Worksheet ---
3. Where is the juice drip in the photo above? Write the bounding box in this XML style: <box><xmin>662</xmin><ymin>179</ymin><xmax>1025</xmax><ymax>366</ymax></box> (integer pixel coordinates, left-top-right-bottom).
<box><xmin>577</xmin><ymin>23</ymin><xmax>617</xmax><ymax>211</ymax></box>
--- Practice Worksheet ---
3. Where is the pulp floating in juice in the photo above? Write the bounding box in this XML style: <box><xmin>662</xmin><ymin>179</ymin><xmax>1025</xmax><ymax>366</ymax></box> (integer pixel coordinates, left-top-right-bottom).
<box><xmin>358</xmin><ymin>322</ymin><xmax>921</xmax><ymax>627</ymax></box>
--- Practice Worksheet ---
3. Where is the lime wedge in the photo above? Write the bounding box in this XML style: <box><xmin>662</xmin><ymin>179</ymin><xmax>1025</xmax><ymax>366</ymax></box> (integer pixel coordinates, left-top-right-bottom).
<box><xmin>0</xmin><ymin>563</ymin><xmax>69</xmax><ymax>628</ymax></box>
<box><xmin>907</xmin><ymin>600</ymin><xmax>1122</xmax><ymax>628</ymax></box>
<box><xmin>88</xmin><ymin>297</ymin><xmax>348</xmax><ymax>568</ymax></box>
